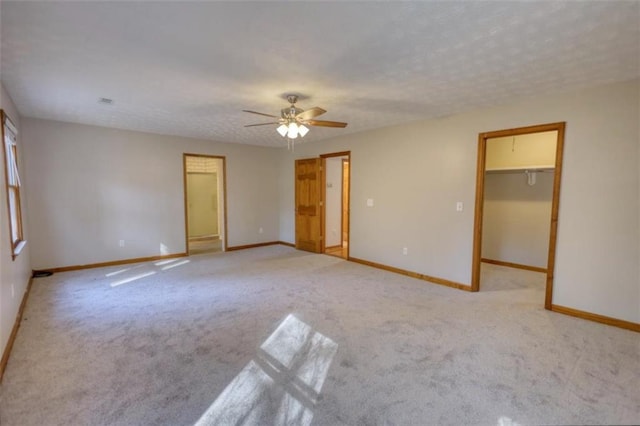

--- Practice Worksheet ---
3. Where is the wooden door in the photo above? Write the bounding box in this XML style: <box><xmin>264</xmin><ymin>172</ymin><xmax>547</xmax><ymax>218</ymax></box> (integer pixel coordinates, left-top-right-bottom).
<box><xmin>342</xmin><ymin>159</ymin><xmax>350</xmax><ymax>249</ymax></box>
<box><xmin>295</xmin><ymin>158</ymin><xmax>323</xmax><ymax>252</ymax></box>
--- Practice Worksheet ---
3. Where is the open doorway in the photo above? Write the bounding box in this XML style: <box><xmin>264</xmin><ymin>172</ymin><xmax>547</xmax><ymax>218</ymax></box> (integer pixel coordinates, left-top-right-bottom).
<box><xmin>183</xmin><ymin>154</ymin><xmax>227</xmax><ymax>255</ymax></box>
<box><xmin>321</xmin><ymin>152</ymin><xmax>350</xmax><ymax>259</ymax></box>
<box><xmin>471</xmin><ymin>123</ymin><xmax>565</xmax><ymax>309</ymax></box>
<box><xmin>294</xmin><ymin>151</ymin><xmax>351</xmax><ymax>257</ymax></box>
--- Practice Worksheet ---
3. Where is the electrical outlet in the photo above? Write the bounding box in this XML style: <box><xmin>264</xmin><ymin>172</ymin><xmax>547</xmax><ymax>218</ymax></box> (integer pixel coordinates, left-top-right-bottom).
<box><xmin>119</xmin><ymin>239</ymin><xmax>125</xmax><ymax>247</ymax></box>
<box><xmin>402</xmin><ymin>247</ymin><xmax>408</xmax><ymax>255</ymax></box>
<box><xmin>456</xmin><ymin>202</ymin><xmax>463</xmax><ymax>212</ymax></box>
<box><xmin>259</xmin><ymin>227</ymin><xmax>263</xmax><ymax>234</ymax></box>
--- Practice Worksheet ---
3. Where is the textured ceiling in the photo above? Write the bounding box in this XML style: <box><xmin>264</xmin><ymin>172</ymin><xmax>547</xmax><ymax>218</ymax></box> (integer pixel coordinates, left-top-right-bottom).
<box><xmin>1</xmin><ymin>1</ymin><xmax>639</xmax><ymax>147</ymax></box>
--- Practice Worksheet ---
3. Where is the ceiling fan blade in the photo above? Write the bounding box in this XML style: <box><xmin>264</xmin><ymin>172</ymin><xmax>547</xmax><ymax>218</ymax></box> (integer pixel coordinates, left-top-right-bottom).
<box><xmin>296</xmin><ymin>107</ymin><xmax>326</xmax><ymax>121</ymax></box>
<box><xmin>242</xmin><ymin>110</ymin><xmax>279</xmax><ymax>119</ymax></box>
<box><xmin>307</xmin><ymin>119</ymin><xmax>348</xmax><ymax>128</ymax></box>
<box><xmin>244</xmin><ymin>122</ymin><xmax>280</xmax><ymax>127</ymax></box>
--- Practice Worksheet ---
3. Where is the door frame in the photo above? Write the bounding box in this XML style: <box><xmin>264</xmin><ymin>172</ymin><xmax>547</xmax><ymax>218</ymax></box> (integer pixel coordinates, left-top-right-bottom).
<box><xmin>183</xmin><ymin>153</ymin><xmax>228</xmax><ymax>255</ymax></box>
<box><xmin>470</xmin><ymin>122</ymin><xmax>565</xmax><ymax>309</ymax></box>
<box><xmin>320</xmin><ymin>151</ymin><xmax>351</xmax><ymax>259</ymax></box>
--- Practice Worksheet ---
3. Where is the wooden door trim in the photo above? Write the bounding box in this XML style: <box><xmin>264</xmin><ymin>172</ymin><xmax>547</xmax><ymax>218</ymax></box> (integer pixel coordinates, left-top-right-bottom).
<box><xmin>341</xmin><ymin>158</ymin><xmax>349</xmax><ymax>253</ymax></box>
<box><xmin>183</xmin><ymin>153</ymin><xmax>228</xmax><ymax>255</ymax></box>
<box><xmin>320</xmin><ymin>151</ymin><xmax>350</xmax><ymax>159</ymax></box>
<box><xmin>471</xmin><ymin>122</ymin><xmax>565</xmax><ymax>311</ymax></box>
<box><xmin>319</xmin><ymin>151</ymin><xmax>351</xmax><ymax>259</ymax></box>
<box><xmin>321</xmin><ymin>158</ymin><xmax>326</xmax><ymax>252</ymax></box>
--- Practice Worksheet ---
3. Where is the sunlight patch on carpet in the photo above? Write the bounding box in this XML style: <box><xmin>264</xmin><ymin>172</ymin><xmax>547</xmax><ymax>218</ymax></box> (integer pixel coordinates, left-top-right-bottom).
<box><xmin>195</xmin><ymin>314</ymin><xmax>338</xmax><ymax>426</ymax></box>
<box><xmin>498</xmin><ymin>415</ymin><xmax>522</xmax><ymax>426</ymax></box>
<box><xmin>110</xmin><ymin>271</ymin><xmax>156</xmax><ymax>287</ymax></box>
<box><xmin>155</xmin><ymin>258</ymin><xmax>181</xmax><ymax>266</ymax></box>
<box><xmin>108</xmin><ymin>258</ymin><xmax>191</xmax><ymax>287</ymax></box>
<box><xmin>105</xmin><ymin>267</ymin><xmax>131</xmax><ymax>277</ymax></box>
<box><xmin>161</xmin><ymin>259</ymin><xmax>190</xmax><ymax>271</ymax></box>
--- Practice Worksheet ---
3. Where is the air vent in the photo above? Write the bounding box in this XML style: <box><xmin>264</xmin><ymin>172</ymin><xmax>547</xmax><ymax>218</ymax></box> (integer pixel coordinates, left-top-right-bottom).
<box><xmin>98</xmin><ymin>97</ymin><xmax>113</xmax><ymax>105</ymax></box>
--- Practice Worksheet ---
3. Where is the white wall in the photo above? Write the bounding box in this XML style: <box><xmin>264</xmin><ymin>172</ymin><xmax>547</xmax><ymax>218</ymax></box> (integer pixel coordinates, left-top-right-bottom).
<box><xmin>482</xmin><ymin>171</ymin><xmax>554</xmax><ymax>268</ymax></box>
<box><xmin>21</xmin><ymin>119</ymin><xmax>281</xmax><ymax>269</ymax></box>
<box><xmin>324</xmin><ymin>157</ymin><xmax>343</xmax><ymax>247</ymax></box>
<box><xmin>279</xmin><ymin>79</ymin><xmax>640</xmax><ymax>324</ymax></box>
<box><xmin>0</xmin><ymin>82</ymin><xmax>32</xmax><ymax>361</ymax></box>
<box><xmin>186</xmin><ymin>173</ymin><xmax>218</xmax><ymax>237</ymax></box>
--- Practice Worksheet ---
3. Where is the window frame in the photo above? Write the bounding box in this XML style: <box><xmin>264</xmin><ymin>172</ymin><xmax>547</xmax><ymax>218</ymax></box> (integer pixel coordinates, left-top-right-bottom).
<box><xmin>2</xmin><ymin>110</ymin><xmax>25</xmax><ymax>260</ymax></box>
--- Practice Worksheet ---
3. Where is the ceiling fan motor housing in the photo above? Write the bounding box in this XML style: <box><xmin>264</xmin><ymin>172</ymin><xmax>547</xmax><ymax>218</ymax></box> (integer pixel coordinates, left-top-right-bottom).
<box><xmin>283</xmin><ymin>95</ymin><xmax>303</xmax><ymax>120</ymax></box>
<box><xmin>282</xmin><ymin>106</ymin><xmax>303</xmax><ymax>120</ymax></box>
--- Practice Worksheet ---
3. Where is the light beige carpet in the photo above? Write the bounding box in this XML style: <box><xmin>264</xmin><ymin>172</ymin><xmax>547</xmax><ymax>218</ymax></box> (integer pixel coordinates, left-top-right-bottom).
<box><xmin>0</xmin><ymin>246</ymin><xmax>638</xmax><ymax>425</ymax></box>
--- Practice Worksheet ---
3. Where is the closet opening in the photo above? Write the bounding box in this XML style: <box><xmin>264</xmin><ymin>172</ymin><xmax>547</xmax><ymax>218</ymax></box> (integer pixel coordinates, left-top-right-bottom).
<box><xmin>471</xmin><ymin>123</ymin><xmax>565</xmax><ymax>309</ymax></box>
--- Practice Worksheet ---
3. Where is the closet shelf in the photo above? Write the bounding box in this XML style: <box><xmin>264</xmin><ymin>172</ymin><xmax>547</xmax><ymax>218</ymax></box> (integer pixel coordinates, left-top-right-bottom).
<box><xmin>485</xmin><ymin>165</ymin><xmax>555</xmax><ymax>174</ymax></box>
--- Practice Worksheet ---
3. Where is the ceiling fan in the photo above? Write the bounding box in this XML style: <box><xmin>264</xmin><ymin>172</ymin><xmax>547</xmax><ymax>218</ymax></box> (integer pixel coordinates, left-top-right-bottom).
<box><xmin>243</xmin><ymin>95</ymin><xmax>348</xmax><ymax>140</ymax></box>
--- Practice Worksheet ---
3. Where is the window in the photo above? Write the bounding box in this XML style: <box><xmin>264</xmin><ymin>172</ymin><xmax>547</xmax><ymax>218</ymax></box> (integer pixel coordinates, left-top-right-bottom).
<box><xmin>2</xmin><ymin>110</ymin><xmax>25</xmax><ymax>259</ymax></box>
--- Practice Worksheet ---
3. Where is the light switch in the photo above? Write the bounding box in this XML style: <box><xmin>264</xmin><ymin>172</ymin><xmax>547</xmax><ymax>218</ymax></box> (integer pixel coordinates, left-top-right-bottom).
<box><xmin>456</xmin><ymin>202</ymin><xmax>463</xmax><ymax>212</ymax></box>
<box><xmin>367</xmin><ymin>198</ymin><xmax>374</xmax><ymax>207</ymax></box>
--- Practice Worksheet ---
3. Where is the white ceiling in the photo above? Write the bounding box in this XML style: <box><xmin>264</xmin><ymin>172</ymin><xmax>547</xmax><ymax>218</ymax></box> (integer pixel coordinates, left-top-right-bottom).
<box><xmin>1</xmin><ymin>1</ymin><xmax>638</xmax><ymax>148</ymax></box>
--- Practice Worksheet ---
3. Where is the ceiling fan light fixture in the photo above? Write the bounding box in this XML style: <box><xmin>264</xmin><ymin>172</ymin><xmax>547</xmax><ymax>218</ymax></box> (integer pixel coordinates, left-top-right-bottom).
<box><xmin>287</xmin><ymin>122</ymin><xmax>299</xmax><ymax>139</ymax></box>
<box><xmin>244</xmin><ymin>94</ymin><xmax>347</xmax><ymax>145</ymax></box>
